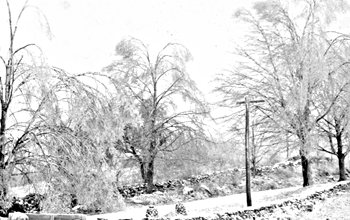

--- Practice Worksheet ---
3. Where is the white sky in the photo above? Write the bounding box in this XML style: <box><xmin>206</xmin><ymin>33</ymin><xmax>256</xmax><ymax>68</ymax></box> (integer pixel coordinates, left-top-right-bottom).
<box><xmin>2</xmin><ymin>0</ymin><xmax>350</xmax><ymax>136</ymax></box>
<box><xmin>2</xmin><ymin>0</ymin><xmax>350</xmax><ymax>95</ymax></box>
<box><xmin>0</xmin><ymin>0</ymin><xmax>253</xmax><ymax>96</ymax></box>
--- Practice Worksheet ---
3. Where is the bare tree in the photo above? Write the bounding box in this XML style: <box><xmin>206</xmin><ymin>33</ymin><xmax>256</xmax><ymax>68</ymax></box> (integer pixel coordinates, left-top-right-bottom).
<box><xmin>315</xmin><ymin>34</ymin><xmax>350</xmax><ymax>181</ymax></box>
<box><xmin>0</xmin><ymin>0</ymin><xmax>51</xmax><ymax>201</ymax></box>
<box><xmin>104</xmin><ymin>37</ymin><xmax>209</xmax><ymax>193</ymax></box>
<box><xmin>215</xmin><ymin>0</ymin><xmax>349</xmax><ymax>186</ymax></box>
<box><xmin>0</xmin><ymin>1</ymin><xmax>122</xmax><ymax>209</ymax></box>
<box><xmin>251</xmin><ymin>118</ymin><xmax>279</xmax><ymax>176</ymax></box>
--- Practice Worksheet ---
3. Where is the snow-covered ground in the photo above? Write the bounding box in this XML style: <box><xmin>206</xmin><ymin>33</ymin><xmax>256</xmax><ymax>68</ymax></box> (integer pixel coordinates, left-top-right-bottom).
<box><xmin>89</xmin><ymin>181</ymin><xmax>349</xmax><ymax>220</ymax></box>
<box><xmin>9</xmin><ymin>182</ymin><xmax>50</xmax><ymax>198</ymax></box>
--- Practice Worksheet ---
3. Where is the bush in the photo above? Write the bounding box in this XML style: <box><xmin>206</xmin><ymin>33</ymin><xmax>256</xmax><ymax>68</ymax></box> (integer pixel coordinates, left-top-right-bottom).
<box><xmin>315</xmin><ymin>162</ymin><xmax>338</xmax><ymax>177</ymax></box>
<box><xmin>274</xmin><ymin>168</ymin><xmax>297</xmax><ymax>179</ymax></box>
<box><xmin>230</xmin><ymin>172</ymin><xmax>242</xmax><ymax>188</ymax></box>
<box><xmin>41</xmin><ymin>193</ymin><xmax>72</xmax><ymax>214</ymax></box>
<box><xmin>74</xmin><ymin>173</ymin><xmax>125</xmax><ymax>213</ymax></box>
<box><xmin>41</xmin><ymin>163</ymin><xmax>125</xmax><ymax>214</ymax></box>
<box><xmin>261</xmin><ymin>181</ymin><xmax>278</xmax><ymax>190</ymax></box>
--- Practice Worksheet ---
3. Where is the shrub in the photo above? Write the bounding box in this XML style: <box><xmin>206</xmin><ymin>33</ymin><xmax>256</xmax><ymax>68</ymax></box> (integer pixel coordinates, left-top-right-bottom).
<box><xmin>231</xmin><ymin>172</ymin><xmax>242</xmax><ymax>188</ymax></box>
<box><xmin>315</xmin><ymin>162</ymin><xmax>338</xmax><ymax>177</ymax></box>
<box><xmin>41</xmin><ymin>193</ymin><xmax>72</xmax><ymax>214</ymax></box>
<box><xmin>74</xmin><ymin>173</ymin><xmax>125</xmax><ymax>213</ymax></box>
<box><xmin>40</xmin><ymin>161</ymin><xmax>125</xmax><ymax>214</ymax></box>
<box><xmin>260</xmin><ymin>181</ymin><xmax>278</xmax><ymax>190</ymax></box>
<box><xmin>273</xmin><ymin>167</ymin><xmax>297</xmax><ymax>180</ymax></box>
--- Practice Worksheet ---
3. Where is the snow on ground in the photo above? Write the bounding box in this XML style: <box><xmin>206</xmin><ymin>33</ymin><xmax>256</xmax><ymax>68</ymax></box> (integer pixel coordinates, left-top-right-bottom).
<box><xmin>9</xmin><ymin>182</ymin><xmax>50</xmax><ymax>198</ymax></box>
<box><xmin>89</xmin><ymin>181</ymin><xmax>350</xmax><ymax>220</ymax></box>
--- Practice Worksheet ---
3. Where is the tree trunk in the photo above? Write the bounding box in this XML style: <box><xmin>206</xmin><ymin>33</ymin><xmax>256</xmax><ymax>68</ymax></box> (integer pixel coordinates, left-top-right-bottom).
<box><xmin>0</xmin><ymin>111</ymin><xmax>8</xmax><ymax>201</ymax></box>
<box><xmin>0</xmin><ymin>155</ymin><xmax>5</xmax><ymax>201</ymax></box>
<box><xmin>335</xmin><ymin>126</ymin><xmax>346</xmax><ymax>181</ymax></box>
<box><xmin>139</xmin><ymin>161</ymin><xmax>146</xmax><ymax>183</ymax></box>
<box><xmin>0</xmin><ymin>168</ymin><xmax>8</xmax><ymax>202</ymax></box>
<box><xmin>299</xmin><ymin>133</ymin><xmax>313</xmax><ymax>187</ymax></box>
<box><xmin>299</xmin><ymin>139</ymin><xmax>314</xmax><ymax>187</ymax></box>
<box><xmin>297</xmin><ymin>108</ymin><xmax>313</xmax><ymax>187</ymax></box>
<box><xmin>300</xmin><ymin>153</ymin><xmax>313</xmax><ymax>187</ymax></box>
<box><xmin>338</xmin><ymin>154</ymin><xmax>346</xmax><ymax>181</ymax></box>
<box><xmin>251</xmin><ymin>159</ymin><xmax>256</xmax><ymax>178</ymax></box>
<box><xmin>145</xmin><ymin>159</ymin><xmax>154</xmax><ymax>193</ymax></box>
<box><xmin>286</xmin><ymin>132</ymin><xmax>290</xmax><ymax>159</ymax></box>
<box><xmin>138</xmin><ymin>159</ymin><xmax>155</xmax><ymax>192</ymax></box>
<box><xmin>251</xmin><ymin>122</ymin><xmax>256</xmax><ymax>178</ymax></box>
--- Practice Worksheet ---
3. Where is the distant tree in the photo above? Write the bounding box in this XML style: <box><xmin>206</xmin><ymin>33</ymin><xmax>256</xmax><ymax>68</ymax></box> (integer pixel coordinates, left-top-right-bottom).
<box><xmin>104</xmin><ymin>37</ymin><xmax>209</xmax><ymax>193</ymax></box>
<box><xmin>215</xmin><ymin>0</ymin><xmax>349</xmax><ymax>186</ymax></box>
<box><xmin>251</xmin><ymin>119</ymin><xmax>275</xmax><ymax>176</ymax></box>
<box><xmin>227</xmin><ymin>110</ymin><xmax>297</xmax><ymax>176</ymax></box>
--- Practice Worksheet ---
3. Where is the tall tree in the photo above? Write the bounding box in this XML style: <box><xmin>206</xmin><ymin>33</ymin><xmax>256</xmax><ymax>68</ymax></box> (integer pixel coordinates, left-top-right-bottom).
<box><xmin>0</xmin><ymin>1</ymin><xmax>121</xmax><ymax>208</ymax></box>
<box><xmin>0</xmin><ymin>0</ymin><xmax>47</xmax><ymax>201</ymax></box>
<box><xmin>315</xmin><ymin>34</ymin><xmax>350</xmax><ymax>181</ymax></box>
<box><xmin>215</xmin><ymin>0</ymin><xmax>348</xmax><ymax>186</ymax></box>
<box><xmin>104</xmin><ymin>37</ymin><xmax>209</xmax><ymax>193</ymax></box>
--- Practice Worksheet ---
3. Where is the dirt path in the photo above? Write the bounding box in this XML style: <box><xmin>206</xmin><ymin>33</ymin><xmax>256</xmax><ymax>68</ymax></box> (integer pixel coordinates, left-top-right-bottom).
<box><xmin>89</xmin><ymin>181</ymin><xmax>347</xmax><ymax>220</ymax></box>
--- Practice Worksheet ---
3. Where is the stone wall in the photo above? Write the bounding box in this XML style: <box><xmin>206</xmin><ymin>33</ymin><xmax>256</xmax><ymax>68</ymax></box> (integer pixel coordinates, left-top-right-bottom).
<box><xmin>117</xmin><ymin>168</ymin><xmax>242</xmax><ymax>198</ymax></box>
<box><xmin>142</xmin><ymin>181</ymin><xmax>350</xmax><ymax>220</ymax></box>
<box><xmin>117</xmin><ymin>160</ymin><xmax>301</xmax><ymax>198</ymax></box>
<box><xmin>0</xmin><ymin>193</ymin><xmax>44</xmax><ymax>217</ymax></box>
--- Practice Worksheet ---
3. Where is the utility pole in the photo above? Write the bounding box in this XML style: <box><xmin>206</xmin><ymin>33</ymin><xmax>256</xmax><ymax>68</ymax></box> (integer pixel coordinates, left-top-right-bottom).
<box><xmin>237</xmin><ymin>96</ymin><xmax>265</xmax><ymax>207</ymax></box>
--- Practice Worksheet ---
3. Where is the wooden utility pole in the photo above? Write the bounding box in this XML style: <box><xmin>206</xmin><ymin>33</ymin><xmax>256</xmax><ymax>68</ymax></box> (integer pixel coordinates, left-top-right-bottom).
<box><xmin>244</xmin><ymin>96</ymin><xmax>252</xmax><ymax>207</ymax></box>
<box><xmin>237</xmin><ymin>96</ymin><xmax>264</xmax><ymax>207</ymax></box>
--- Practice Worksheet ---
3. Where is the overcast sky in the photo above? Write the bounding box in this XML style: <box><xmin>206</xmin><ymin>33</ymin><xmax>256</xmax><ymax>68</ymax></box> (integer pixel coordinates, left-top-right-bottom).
<box><xmin>2</xmin><ymin>0</ymin><xmax>350</xmax><ymax>136</ymax></box>
<box><xmin>2</xmin><ymin>1</ymin><xmax>350</xmax><ymax>93</ymax></box>
<box><xmin>0</xmin><ymin>0</ymin><xmax>255</xmax><ymax>96</ymax></box>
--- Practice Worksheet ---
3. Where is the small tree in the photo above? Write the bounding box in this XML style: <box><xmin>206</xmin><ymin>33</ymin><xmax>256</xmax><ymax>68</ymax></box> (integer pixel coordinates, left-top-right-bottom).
<box><xmin>251</xmin><ymin>119</ymin><xmax>274</xmax><ymax>176</ymax></box>
<box><xmin>105</xmin><ymin>37</ymin><xmax>209</xmax><ymax>193</ymax></box>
